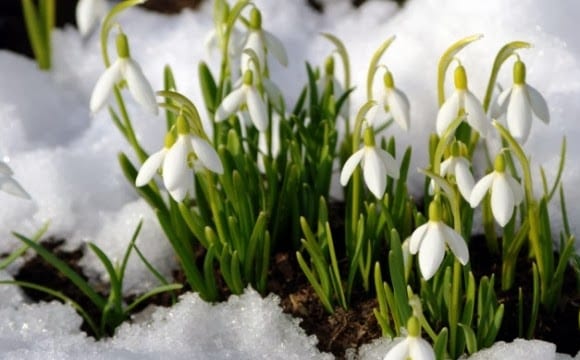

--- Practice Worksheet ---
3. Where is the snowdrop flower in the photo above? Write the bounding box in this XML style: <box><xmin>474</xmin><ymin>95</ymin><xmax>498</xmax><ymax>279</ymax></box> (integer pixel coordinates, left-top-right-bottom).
<box><xmin>0</xmin><ymin>160</ymin><xmax>30</xmax><ymax>199</ymax></box>
<box><xmin>384</xmin><ymin>316</ymin><xmax>435</xmax><ymax>360</ymax></box>
<box><xmin>436</xmin><ymin>65</ymin><xmax>488</xmax><ymax>137</ymax></box>
<box><xmin>340</xmin><ymin>126</ymin><xmax>400</xmax><ymax>199</ymax></box>
<box><xmin>317</xmin><ymin>56</ymin><xmax>349</xmax><ymax>119</ymax></box>
<box><xmin>491</xmin><ymin>60</ymin><xmax>550</xmax><ymax>143</ymax></box>
<box><xmin>76</xmin><ymin>0</ymin><xmax>107</xmax><ymax>37</ymax></box>
<box><xmin>135</xmin><ymin>115</ymin><xmax>223</xmax><ymax>202</ymax></box>
<box><xmin>439</xmin><ymin>141</ymin><xmax>475</xmax><ymax>201</ymax></box>
<box><xmin>90</xmin><ymin>32</ymin><xmax>158</xmax><ymax>115</ymax></box>
<box><xmin>371</xmin><ymin>71</ymin><xmax>410</xmax><ymax>131</ymax></box>
<box><xmin>409</xmin><ymin>199</ymin><xmax>469</xmax><ymax>280</ymax></box>
<box><xmin>469</xmin><ymin>153</ymin><xmax>524</xmax><ymax>227</ymax></box>
<box><xmin>215</xmin><ymin>70</ymin><xmax>268</xmax><ymax>132</ymax></box>
<box><xmin>240</xmin><ymin>8</ymin><xmax>288</xmax><ymax>74</ymax></box>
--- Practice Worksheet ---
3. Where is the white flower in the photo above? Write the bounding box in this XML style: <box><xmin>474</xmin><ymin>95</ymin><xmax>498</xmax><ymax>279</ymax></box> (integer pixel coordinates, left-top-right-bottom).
<box><xmin>90</xmin><ymin>33</ymin><xmax>158</xmax><ymax>115</ymax></box>
<box><xmin>340</xmin><ymin>127</ymin><xmax>399</xmax><ymax>199</ymax></box>
<box><xmin>240</xmin><ymin>8</ymin><xmax>288</xmax><ymax>74</ymax></box>
<box><xmin>384</xmin><ymin>317</ymin><xmax>435</xmax><ymax>360</ymax></box>
<box><xmin>409</xmin><ymin>200</ymin><xmax>469</xmax><ymax>280</ymax></box>
<box><xmin>371</xmin><ymin>71</ymin><xmax>410</xmax><ymax>131</ymax></box>
<box><xmin>215</xmin><ymin>70</ymin><xmax>268</xmax><ymax>132</ymax></box>
<box><xmin>316</xmin><ymin>56</ymin><xmax>349</xmax><ymax>119</ymax></box>
<box><xmin>135</xmin><ymin>118</ymin><xmax>223</xmax><ymax>202</ymax></box>
<box><xmin>439</xmin><ymin>142</ymin><xmax>475</xmax><ymax>201</ymax></box>
<box><xmin>436</xmin><ymin>65</ymin><xmax>488</xmax><ymax>137</ymax></box>
<box><xmin>469</xmin><ymin>153</ymin><xmax>524</xmax><ymax>227</ymax></box>
<box><xmin>491</xmin><ymin>60</ymin><xmax>549</xmax><ymax>143</ymax></box>
<box><xmin>257</xmin><ymin>113</ymin><xmax>281</xmax><ymax>173</ymax></box>
<box><xmin>75</xmin><ymin>0</ymin><xmax>107</xmax><ymax>37</ymax></box>
<box><xmin>0</xmin><ymin>160</ymin><xmax>30</xmax><ymax>199</ymax></box>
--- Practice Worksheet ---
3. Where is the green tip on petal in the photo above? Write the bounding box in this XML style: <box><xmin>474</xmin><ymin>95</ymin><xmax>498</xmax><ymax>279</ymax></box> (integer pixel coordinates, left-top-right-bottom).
<box><xmin>494</xmin><ymin>153</ymin><xmax>506</xmax><ymax>173</ymax></box>
<box><xmin>383</xmin><ymin>71</ymin><xmax>394</xmax><ymax>89</ymax></box>
<box><xmin>243</xmin><ymin>70</ymin><xmax>254</xmax><ymax>86</ymax></box>
<box><xmin>249</xmin><ymin>8</ymin><xmax>262</xmax><ymax>30</ymax></box>
<box><xmin>164</xmin><ymin>131</ymin><xmax>176</xmax><ymax>148</ymax></box>
<box><xmin>324</xmin><ymin>56</ymin><xmax>334</xmax><ymax>76</ymax></box>
<box><xmin>450</xmin><ymin>140</ymin><xmax>461</xmax><ymax>157</ymax></box>
<box><xmin>514</xmin><ymin>60</ymin><xmax>526</xmax><ymax>85</ymax></box>
<box><xmin>454</xmin><ymin>65</ymin><xmax>468</xmax><ymax>90</ymax></box>
<box><xmin>176</xmin><ymin>114</ymin><xmax>190</xmax><ymax>134</ymax></box>
<box><xmin>407</xmin><ymin>316</ymin><xmax>421</xmax><ymax>337</ymax></box>
<box><xmin>363</xmin><ymin>126</ymin><xmax>376</xmax><ymax>147</ymax></box>
<box><xmin>428</xmin><ymin>199</ymin><xmax>442</xmax><ymax>222</ymax></box>
<box><xmin>116</xmin><ymin>32</ymin><xmax>130</xmax><ymax>59</ymax></box>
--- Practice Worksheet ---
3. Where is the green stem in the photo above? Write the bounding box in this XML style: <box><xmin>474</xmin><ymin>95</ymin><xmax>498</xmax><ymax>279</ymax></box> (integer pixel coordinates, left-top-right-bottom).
<box><xmin>112</xmin><ymin>87</ymin><xmax>148</xmax><ymax>162</ymax></box>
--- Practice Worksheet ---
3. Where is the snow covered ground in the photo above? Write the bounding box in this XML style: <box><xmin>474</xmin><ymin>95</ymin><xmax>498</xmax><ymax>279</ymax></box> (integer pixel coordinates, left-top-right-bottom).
<box><xmin>1</xmin><ymin>0</ymin><xmax>580</xmax><ymax>358</ymax></box>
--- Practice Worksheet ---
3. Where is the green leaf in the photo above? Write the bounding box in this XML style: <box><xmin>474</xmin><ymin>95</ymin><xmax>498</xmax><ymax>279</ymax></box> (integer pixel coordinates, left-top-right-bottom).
<box><xmin>0</xmin><ymin>222</ymin><xmax>49</xmax><ymax>270</ymax></box>
<box><xmin>296</xmin><ymin>251</ymin><xmax>334</xmax><ymax>313</ymax></box>
<box><xmin>433</xmin><ymin>327</ymin><xmax>449</xmax><ymax>360</ymax></box>
<box><xmin>199</xmin><ymin>62</ymin><xmax>218</xmax><ymax>113</ymax></box>
<box><xmin>126</xmin><ymin>284</ymin><xmax>183</xmax><ymax>313</ymax></box>
<box><xmin>459</xmin><ymin>323</ymin><xmax>478</xmax><ymax>354</ymax></box>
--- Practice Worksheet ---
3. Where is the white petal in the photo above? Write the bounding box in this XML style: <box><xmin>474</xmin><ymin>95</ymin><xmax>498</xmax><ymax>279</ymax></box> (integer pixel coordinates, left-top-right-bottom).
<box><xmin>491</xmin><ymin>87</ymin><xmax>512</xmax><ymax>119</ymax></box>
<box><xmin>262</xmin><ymin>78</ymin><xmax>284</xmax><ymax>113</ymax></box>
<box><xmin>383</xmin><ymin>339</ymin><xmax>409</xmax><ymax>360</ymax></box>
<box><xmin>418</xmin><ymin>223</ymin><xmax>446</xmax><ymax>280</ymax></box>
<box><xmin>204</xmin><ymin>29</ymin><xmax>219</xmax><ymax>55</ymax></box>
<box><xmin>454</xmin><ymin>158</ymin><xmax>475</xmax><ymax>201</ymax></box>
<box><xmin>469</xmin><ymin>173</ymin><xmax>494</xmax><ymax>208</ymax></box>
<box><xmin>464</xmin><ymin>90</ymin><xmax>489</xmax><ymax>137</ymax></box>
<box><xmin>90</xmin><ymin>60</ymin><xmax>123</xmax><ymax>113</ymax></box>
<box><xmin>339</xmin><ymin>149</ymin><xmax>365</xmax><ymax>186</ymax></box>
<box><xmin>409</xmin><ymin>338</ymin><xmax>436</xmax><ymax>360</ymax></box>
<box><xmin>507</xmin><ymin>175</ymin><xmax>524</xmax><ymax>205</ymax></box>
<box><xmin>168</xmin><ymin>184</ymin><xmax>188</xmax><ymax>202</ymax></box>
<box><xmin>442</xmin><ymin>225</ymin><xmax>469</xmax><ymax>265</ymax></box>
<box><xmin>264</xmin><ymin>30</ymin><xmax>288</xmax><ymax>67</ymax></box>
<box><xmin>526</xmin><ymin>84</ymin><xmax>550</xmax><ymax>124</ymax></box>
<box><xmin>386</xmin><ymin>88</ymin><xmax>411</xmax><ymax>131</ymax></box>
<box><xmin>439</xmin><ymin>158</ymin><xmax>453</xmax><ymax>177</ymax></box>
<box><xmin>506</xmin><ymin>85</ymin><xmax>533</xmax><ymax>142</ymax></box>
<box><xmin>0</xmin><ymin>161</ymin><xmax>13</xmax><ymax>175</ymax></box>
<box><xmin>135</xmin><ymin>148</ymin><xmax>167</xmax><ymax>187</ymax></box>
<box><xmin>215</xmin><ymin>87</ymin><xmax>246</xmax><ymax>121</ymax></box>
<box><xmin>0</xmin><ymin>176</ymin><xmax>30</xmax><ymax>199</ymax></box>
<box><xmin>124</xmin><ymin>59</ymin><xmax>158</xmax><ymax>115</ymax></box>
<box><xmin>491</xmin><ymin>174</ymin><xmax>515</xmax><ymax>226</ymax></box>
<box><xmin>377</xmin><ymin>149</ymin><xmax>400</xmax><ymax>179</ymax></box>
<box><xmin>191</xmin><ymin>137</ymin><xmax>223</xmax><ymax>174</ymax></box>
<box><xmin>242</xmin><ymin>32</ymin><xmax>265</xmax><ymax>72</ymax></box>
<box><xmin>436</xmin><ymin>92</ymin><xmax>460</xmax><ymax>136</ymax></box>
<box><xmin>246</xmin><ymin>87</ymin><xmax>269</xmax><ymax>132</ymax></box>
<box><xmin>270</xmin><ymin>114</ymin><xmax>281</xmax><ymax>157</ymax></box>
<box><xmin>163</xmin><ymin>136</ymin><xmax>191</xmax><ymax>192</ymax></box>
<box><xmin>409</xmin><ymin>223</ymin><xmax>429</xmax><ymax>255</ymax></box>
<box><xmin>76</xmin><ymin>0</ymin><xmax>107</xmax><ymax>36</ymax></box>
<box><xmin>363</xmin><ymin>148</ymin><xmax>387</xmax><ymax>199</ymax></box>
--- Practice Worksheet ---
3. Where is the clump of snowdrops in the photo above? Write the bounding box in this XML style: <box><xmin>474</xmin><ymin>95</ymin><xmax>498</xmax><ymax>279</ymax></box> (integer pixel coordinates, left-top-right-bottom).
<box><xmin>8</xmin><ymin>0</ymin><xmax>580</xmax><ymax>359</ymax></box>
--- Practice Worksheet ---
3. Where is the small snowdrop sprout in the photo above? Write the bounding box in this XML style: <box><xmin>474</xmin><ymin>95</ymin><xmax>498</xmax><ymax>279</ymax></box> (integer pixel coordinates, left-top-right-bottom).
<box><xmin>469</xmin><ymin>152</ymin><xmax>524</xmax><ymax>226</ymax></box>
<box><xmin>371</xmin><ymin>70</ymin><xmax>410</xmax><ymax>131</ymax></box>
<box><xmin>240</xmin><ymin>8</ymin><xmax>288</xmax><ymax>74</ymax></box>
<box><xmin>90</xmin><ymin>31</ymin><xmax>158</xmax><ymax>115</ymax></box>
<box><xmin>215</xmin><ymin>69</ymin><xmax>268</xmax><ymax>132</ymax></box>
<box><xmin>409</xmin><ymin>198</ymin><xmax>469</xmax><ymax>280</ymax></box>
<box><xmin>491</xmin><ymin>60</ymin><xmax>550</xmax><ymax>143</ymax></box>
<box><xmin>383</xmin><ymin>316</ymin><xmax>435</xmax><ymax>360</ymax></box>
<box><xmin>0</xmin><ymin>160</ymin><xmax>30</xmax><ymax>199</ymax></box>
<box><xmin>76</xmin><ymin>0</ymin><xmax>108</xmax><ymax>37</ymax></box>
<box><xmin>436</xmin><ymin>65</ymin><xmax>488</xmax><ymax>137</ymax></box>
<box><xmin>439</xmin><ymin>140</ymin><xmax>475</xmax><ymax>201</ymax></box>
<box><xmin>136</xmin><ymin>115</ymin><xmax>223</xmax><ymax>202</ymax></box>
<box><xmin>340</xmin><ymin>126</ymin><xmax>399</xmax><ymax>199</ymax></box>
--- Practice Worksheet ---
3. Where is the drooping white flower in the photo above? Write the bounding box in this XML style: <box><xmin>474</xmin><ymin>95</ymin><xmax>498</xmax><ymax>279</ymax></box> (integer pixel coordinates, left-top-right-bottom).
<box><xmin>370</xmin><ymin>70</ymin><xmax>410</xmax><ymax>131</ymax></box>
<box><xmin>240</xmin><ymin>8</ymin><xmax>288</xmax><ymax>75</ymax></box>
<box><xmin>340</xmin><ymin>126</ymin><xmax>400</xmax><ymax>199</ymax></box>
<box><xmin>90</xmin><ymin>32</ymin><xmax>158</xmax><ymax>115</ymax></box>
<box><xmin>135</xmin><ymin>116</ymin><xmax>223</xmax><ymax>202</ymax></box>
<box><xmin>75</xmin><ymin>0</ymin><xmax>108</xmax><ymax>37</ymax></box>
<box><xmin>491</xmin><ymin>60</ymin><xmax>550</xmax><ymax>143</ymax></box>
<box><xmin>384</xmin><ymin>316</ymin><xmax>435</xmax><ymax>360</ymax></box>
<box><xmin>409</xmin><ymin>199</ymin><xmax>469</xmax><ymax>280</ymax></box>
<box><xmin>0</xmin><ymin>160</ymin><xmax>30</xmax><ymax>199</ymax></box>
<box><xmin>315</xmin><ymin>56</ymin><xmax>349</xmax><ymax>119</ymax></box>
<box><xmin>439</xmin><ymin>141</ymin><xmax>475</xmax><ymax>201</ymax></box>
<box><xmin>469</xmin><ymin>153</ymin><xmax>524</xmax><ymax>227</ymax></box>
<box><xmin>215</xmin><ymin>70</ymin><xmax>268</xmax><ymax>132</ymax></box>
<box><xmin>436</xmin><ymin>65</ymin><xmax>488</xmax><ymax>137</ymax></box>
<box><xmin>257</xmin><ymin>113</ymin><xmax>281</xmax><ymax>173</ymax></box>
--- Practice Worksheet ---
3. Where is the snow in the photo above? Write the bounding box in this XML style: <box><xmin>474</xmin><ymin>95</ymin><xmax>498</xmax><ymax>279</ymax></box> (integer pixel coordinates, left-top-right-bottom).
<box><xmin>1</xmin><ymin>0</ymin><xmax>580</xmax><ymax>358</ymax></box>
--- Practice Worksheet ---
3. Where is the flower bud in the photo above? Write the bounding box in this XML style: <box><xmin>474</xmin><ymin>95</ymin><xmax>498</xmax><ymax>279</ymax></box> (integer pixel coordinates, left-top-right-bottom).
<box><xmin>116</xmin><ymin>32</ymin><xmax>131</xmax><ymax>59</ymax></box>
<box><xmin>513</xmin><ymin>60</ymin><xmax>526</xmax><ymax>85</ymax></box>
<box><xmin>363</xmin><ymin>126</ymin><xmax>376</xmax><ymax>147</ymax></box>
<box><xmin>494</xmin><ymin>153</ymin><xmax>506</xmax><ymax>172</ymax></box>
<box><xmin>249</xmin><ymin>8</ymin><xmax>262</xmax><ymax>30</ymax></box>
<box><xmin>454</xmin><ymin>65</ymin><xmax>467</xmax><ymax>90</ymax></box>
<box><xmin>407</xmin><ymin>316</ymin><xmax>421</xmax><ymax>337</ymax></box>
<box><xmin>384</xmin><ymin>71</ymin><xmax>395</xmax><ymax>89</ymax></box>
